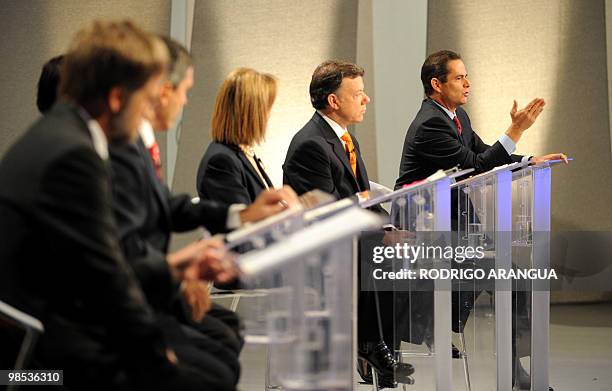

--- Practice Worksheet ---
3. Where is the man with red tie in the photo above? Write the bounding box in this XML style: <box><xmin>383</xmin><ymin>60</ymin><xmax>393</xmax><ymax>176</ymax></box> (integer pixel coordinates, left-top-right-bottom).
<box><xmin>395</xmin><ymin>50</ymin><xmax>563</xmax><ymax>390</ymax></box>
<box><xmin>395</xmin><ymin>49</ymin><xmax>566</xmax><ymax>189</ymax></box>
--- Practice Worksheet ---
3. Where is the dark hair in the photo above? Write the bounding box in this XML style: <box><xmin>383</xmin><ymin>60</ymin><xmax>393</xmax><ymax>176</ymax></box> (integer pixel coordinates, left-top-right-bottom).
<box><xmin>421</xmin><ymin>50</ymin><xmax>462</xmax><ymax>96</ymax></box>
<box><xmin>309</xmin><ymin>60</ymin><xmax>364</xmax><ymax>110</ymax></box>
<box><xmin>36</xmin><ymin>55</ymin><xmax>64</xmax><ymax>113</ymax></box>
<box><xmin>59</xmin><ymin>20</ymin><xmax>168</xmax><ymax>118</ymax></box>
<box><xmin>160</xmin><ymin>36</ymin><xmax>193</xmax><ymax>88</ymax></box>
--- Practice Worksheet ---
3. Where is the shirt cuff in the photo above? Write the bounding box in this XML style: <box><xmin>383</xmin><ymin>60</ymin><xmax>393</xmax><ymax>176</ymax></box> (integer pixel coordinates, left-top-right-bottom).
<box><xmin>226</xmin><ymin>203</ymin><xmax>247</xmax><ymax>230</ymax></box>
<box><xmin>521</xmin><ymin>155</ymin><xmax>532</xmax><ymax>163</ymax></box>
<box><xmin>498</xmin><ymin>134</ymin><xmax>517</xmax><ymax>156</ymax></box>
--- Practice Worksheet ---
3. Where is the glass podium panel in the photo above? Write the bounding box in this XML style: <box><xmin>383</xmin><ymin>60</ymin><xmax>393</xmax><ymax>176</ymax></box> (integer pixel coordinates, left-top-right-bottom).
<box><xmin>454</xmin><ymin>166</ymin><xmax>513</xmax><ymax>391</ymax></box>
<box><xmin>512</xmin><ymin>159</ymin><xmax>570</xmax><ymax>391</ymax></box>
<box><xmin>511</xmin><ymin>165</ymin><xmax>534</xmax><ymax>391</ymax></box>
<box><xmin>270</xmin><ymin>240</ymin><xmax>355</xmax><ymax>391</ymax></box>
<box><xmin>511</xmin><ymin>161</ymin><xmax>561</xmax><ymax>391</ymax></box>
<box><xmin>237</xmin><ymin>207</ymin><xmax>381</xmax><ymax>391</ymax></box>
<box><xmin>390</xmin><ymin>181</ymin><xmax>439</xmax><ymax>389</ymax></box>
<box><xmin>361</xmin><ymin>171</ymin><xmax>453</xmax><ymax>390</ymax></box>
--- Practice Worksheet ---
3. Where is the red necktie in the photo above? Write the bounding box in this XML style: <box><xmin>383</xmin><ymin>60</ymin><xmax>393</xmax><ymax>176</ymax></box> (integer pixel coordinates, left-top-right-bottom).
<box><xmin>453</xmin><ymin>115</ymin><xmax>462</xmax><ymax>136</ymax></box>
<box><xmin>148</xmin><ymin>141</ymin><xmax>163</xmax><ymax>179</ymax></box>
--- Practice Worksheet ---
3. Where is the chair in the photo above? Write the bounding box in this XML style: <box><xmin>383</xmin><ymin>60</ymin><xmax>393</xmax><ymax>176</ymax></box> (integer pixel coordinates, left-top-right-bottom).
<box><xmin>0</xmin><ymin>300</ymin><xmax>44</xmax><ymax>391</ymax></box>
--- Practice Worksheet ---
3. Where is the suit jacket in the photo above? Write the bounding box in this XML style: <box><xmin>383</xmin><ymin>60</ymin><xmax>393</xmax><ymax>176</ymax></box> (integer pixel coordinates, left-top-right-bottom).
<box><xmin>395</xmin><ymin>98</ymin><xmax>522</xmax><ymax>189</ymax></box>
<box><xmin>108</xmin><ymin>137</ymin><xmax>230</xmax><ymax>309</ymax></box>
<box><xmin>283</xmin><ymin>112</ymin><xmax>371</xmax><ymax>199</ymax></box>
<box><xmin>284</xmin><ymin>112</ymin><xmax>392</xmax><ymax>345</ymax></box>
<box><xmin>0</xmin><ymin>101</ymin><xmax>168</xmax><ymax>377</ymax></box>
<box><xmin>196</xmin><ymin>141</ymin><xmax>273</xmax><ymax>206</ymax></box>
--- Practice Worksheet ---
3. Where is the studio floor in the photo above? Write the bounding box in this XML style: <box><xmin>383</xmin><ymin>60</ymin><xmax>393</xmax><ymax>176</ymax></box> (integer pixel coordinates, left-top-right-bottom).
<box><xmin>227</xmin><ymin>301</ymin><xmax>612</xmax><ymax>391</ymax></box>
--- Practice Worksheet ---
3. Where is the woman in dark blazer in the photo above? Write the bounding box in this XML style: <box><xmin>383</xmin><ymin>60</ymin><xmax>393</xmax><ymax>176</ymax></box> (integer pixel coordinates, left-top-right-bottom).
<box><xmin>197</xmin><ymin>68</ymin><xmax>276</xmax><ymax>205</ymax></box>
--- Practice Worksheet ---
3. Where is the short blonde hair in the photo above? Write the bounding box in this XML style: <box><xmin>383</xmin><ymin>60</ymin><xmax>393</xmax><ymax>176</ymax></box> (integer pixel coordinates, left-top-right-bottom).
<box><xmin>211</xmin><ymin>68</ymin><xmax>277</xmax><ymax>145</ymax></box>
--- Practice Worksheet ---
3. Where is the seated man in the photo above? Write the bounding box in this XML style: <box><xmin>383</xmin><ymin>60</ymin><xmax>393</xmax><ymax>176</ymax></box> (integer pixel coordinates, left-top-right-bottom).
<box><xmin>107</xmin><ymin>36</ymin><xmax>298</xmax><ymax>386</ymax></box>
<box><xmin>35</xmin><ymin>40</ymin><xmax>298</xmax><ymax>385</ymax></box>
<box><xmin>284</xmin><ymin>60</ymin><xmax>413</xmax><ymax>388</ymax></box>
<box><xmin>0</xmin><ymin>20</ymin><xmax>235</xmax><ymax>391</ymax></box>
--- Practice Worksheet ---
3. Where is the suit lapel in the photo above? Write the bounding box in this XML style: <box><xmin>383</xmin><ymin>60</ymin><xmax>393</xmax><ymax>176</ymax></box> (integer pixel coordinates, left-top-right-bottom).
<box><xmin>137</xmin><ymin>138</ymin><xmax>171</xmax><ymax>221</ymax></box>
<box><xmin>425</xmin><ymin>98</ymin><xmax>464</xmax><ymax>145</ymax></box>
<box><xmin>353</xmin><ymin>142</ymin><xmax>369</xmax><ymax>191</ymax></box>
<box><xmin>255</xmin><ymin>158</ymin><xmax>274</xmax><ymax>188</ymax></box>
<box><xmin>313</xmin><ymin>113</ymin><xmax>360</xmax><ymax>191</ymax></box>
<box><xmin>57</xmin><ymin>101</ymin><xmax>109</xmax><ymax>155</ymax></box>
<box><xmin>457</xmin><ymin>110</ymin><xmax>470</xmax><ymax>146</ymax></box>
<box><xmin>232</xmin><ymin>144</ymin><xmax>269</xmax><ymax>189</ymax></box>
<box><xmin>460</xmin><ymin>126</ymin><xmax>468</xmax><ymax>145</ymax></box>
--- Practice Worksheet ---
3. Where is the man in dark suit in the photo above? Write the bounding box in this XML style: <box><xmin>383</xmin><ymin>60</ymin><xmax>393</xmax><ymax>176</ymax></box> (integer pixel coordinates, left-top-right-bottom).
<box><xmin>396</xmin><ymin>49</ymin><xmax>566</xmax><ymax>189</ymax></box>
<box><xmin>283</xmin><ymin>60</ymin><xmax>413</xmax><ymax>388</ymax></box>
<box><xmin>396</xmin><ymin>50</ymin><xmax>564</xmax><ymax>390</ymax></box>
<box><xmin>0</xmin><ymin>20</ymin><xmax>239</xmax><ymax>390</ymax></box>
<box><xmin>108</xmin><ymin>37</ymin><xmax>299</xmax><ymax>387</ymax></box>
<box><xmin>283</xmin><ymin>61</ymin><xmax>371</xmax><ymax>200</ymax></box>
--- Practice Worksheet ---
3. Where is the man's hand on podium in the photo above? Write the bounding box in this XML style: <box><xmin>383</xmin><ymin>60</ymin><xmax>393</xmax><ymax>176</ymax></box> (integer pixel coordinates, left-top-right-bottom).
<box><xmin>167</xmin><ymin>236</ymin><xmax>237</xmax><ymax>284</ymax></box>
<box><xmin>531</xmin><ymin>153</ymin><xmax>569</xmax><ymax>164</ymax></box>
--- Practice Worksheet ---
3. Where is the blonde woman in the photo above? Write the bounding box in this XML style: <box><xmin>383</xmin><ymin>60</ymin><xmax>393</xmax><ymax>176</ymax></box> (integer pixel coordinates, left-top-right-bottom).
<box><xmin>197</xmin><ymin>68</ymin><xmax>276</xmax><ymax>206</ymax></box>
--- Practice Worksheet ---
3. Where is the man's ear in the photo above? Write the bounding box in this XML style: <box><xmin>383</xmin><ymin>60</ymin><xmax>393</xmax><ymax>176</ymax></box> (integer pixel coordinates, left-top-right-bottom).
<box><xmin>431</xmin><ymin>78</ymin><xmax>443</xmax><ymax>94</ymax></box>
<box><xmin>158</xmin><ymin>82</ymin><xmax>173</xmax><ymax>108</ymax></box>
<box><xmin>108</xmin><ymin>87</ymin><xmax>124</xmax><ymax>114</ymax></box>
<box><xmin>326</xmin><ymin>93</ymin><xmax>340</xmax><ymax>110</ymax></box>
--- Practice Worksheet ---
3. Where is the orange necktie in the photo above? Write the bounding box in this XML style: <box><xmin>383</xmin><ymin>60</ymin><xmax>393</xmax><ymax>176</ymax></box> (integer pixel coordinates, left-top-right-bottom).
<box><xmin>341</xmin><ymin>131</ymin><xmax>357</xmax><ymax>176</ymax></box>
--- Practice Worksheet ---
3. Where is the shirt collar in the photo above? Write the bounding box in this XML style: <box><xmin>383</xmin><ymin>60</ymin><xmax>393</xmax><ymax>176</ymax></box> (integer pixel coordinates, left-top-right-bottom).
<box><xmin>317</xmin><ymin>110</ymin><xmax>347</xmax><ymax>141</ymax></box>
<box><xmin>138</xmin><ymin>119</ymin><xmax>156</xmax><ymax>148</ymax></box>
<box><xmin>431</xmin><ymin>99</ymin><xmax>456</xmax><ymax>120</ymax></box>
<box><xmin>76</xmin><ymin>107</ymin><xmax>108</xmax><ymax>161</ymax></box>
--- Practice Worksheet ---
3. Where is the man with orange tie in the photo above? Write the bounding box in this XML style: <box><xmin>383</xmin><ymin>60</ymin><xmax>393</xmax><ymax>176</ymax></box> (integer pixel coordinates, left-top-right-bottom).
<box><xmin>284</xmin><ymin>60</ymin><xmax>371</xmax><ymax>200</ymax></box>
<box><xmin>283</xmin><ymin>60</ymin><xmax>413</xmax><ymax>388</ymax></box>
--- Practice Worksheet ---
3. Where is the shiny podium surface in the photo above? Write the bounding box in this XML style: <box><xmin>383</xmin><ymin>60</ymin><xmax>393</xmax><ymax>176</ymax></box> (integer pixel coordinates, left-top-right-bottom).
<box><xmin>234</xmin><ymin>206</ymin><xmax>381</xmax><ymax>390</ymax></box>
<box><xmin>361</xmin><ymin>169</ymin><xmax>456</xmax><ymax>390</ymax></box>
<box><xmin>511</xmin><ymin>159</ymin><xmax>570</xmax><ymax>391</ymax></box>
<box><xmin>357</xmin><ymin>159</ymin><xmax>569</xmax><ymax>391</ymax></box>
<box><xmin>452</xmin><ymin>162</ymin><xmax>524</xmax><ymax>391</ymax></box>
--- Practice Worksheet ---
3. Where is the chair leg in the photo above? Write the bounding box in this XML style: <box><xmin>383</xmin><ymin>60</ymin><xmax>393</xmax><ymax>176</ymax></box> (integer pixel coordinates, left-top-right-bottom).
<box><xmin>458</xmin><ymin>331</ymin><xmax>472</xmax><ymax>391</ymax></box>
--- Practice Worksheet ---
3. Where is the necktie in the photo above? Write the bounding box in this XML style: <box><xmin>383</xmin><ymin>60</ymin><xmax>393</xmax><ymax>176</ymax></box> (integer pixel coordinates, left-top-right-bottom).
<box><xmin>341</xmin><ymin>131</ymin><xmax>357</xmax><ymax>176</ymax></box>
<box><xmin>148</xmin><ymin>141</ymin><xmax>163</xmax><ymax>179</ymax></box>
<box><xmin>453</xmin><ymin>115</ymin><xmax>462</xmax><ymax>136</ymax></box>
<box><xmin>253</xmin><ymin>154</ymin><xmax>270</xmax><ymax>190</ymax></box>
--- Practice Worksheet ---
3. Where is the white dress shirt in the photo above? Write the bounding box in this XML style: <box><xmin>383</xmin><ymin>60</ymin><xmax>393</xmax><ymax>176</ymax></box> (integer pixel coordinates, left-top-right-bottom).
<box><xmin>318</xmin><ymin>110</ymin><xmax>349</xmax><ymax>148</ymax></box>
<box><xmin>77</xmin><ymin>107</ymin><xmax>108</xmax><ymax>161</ymax></box>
